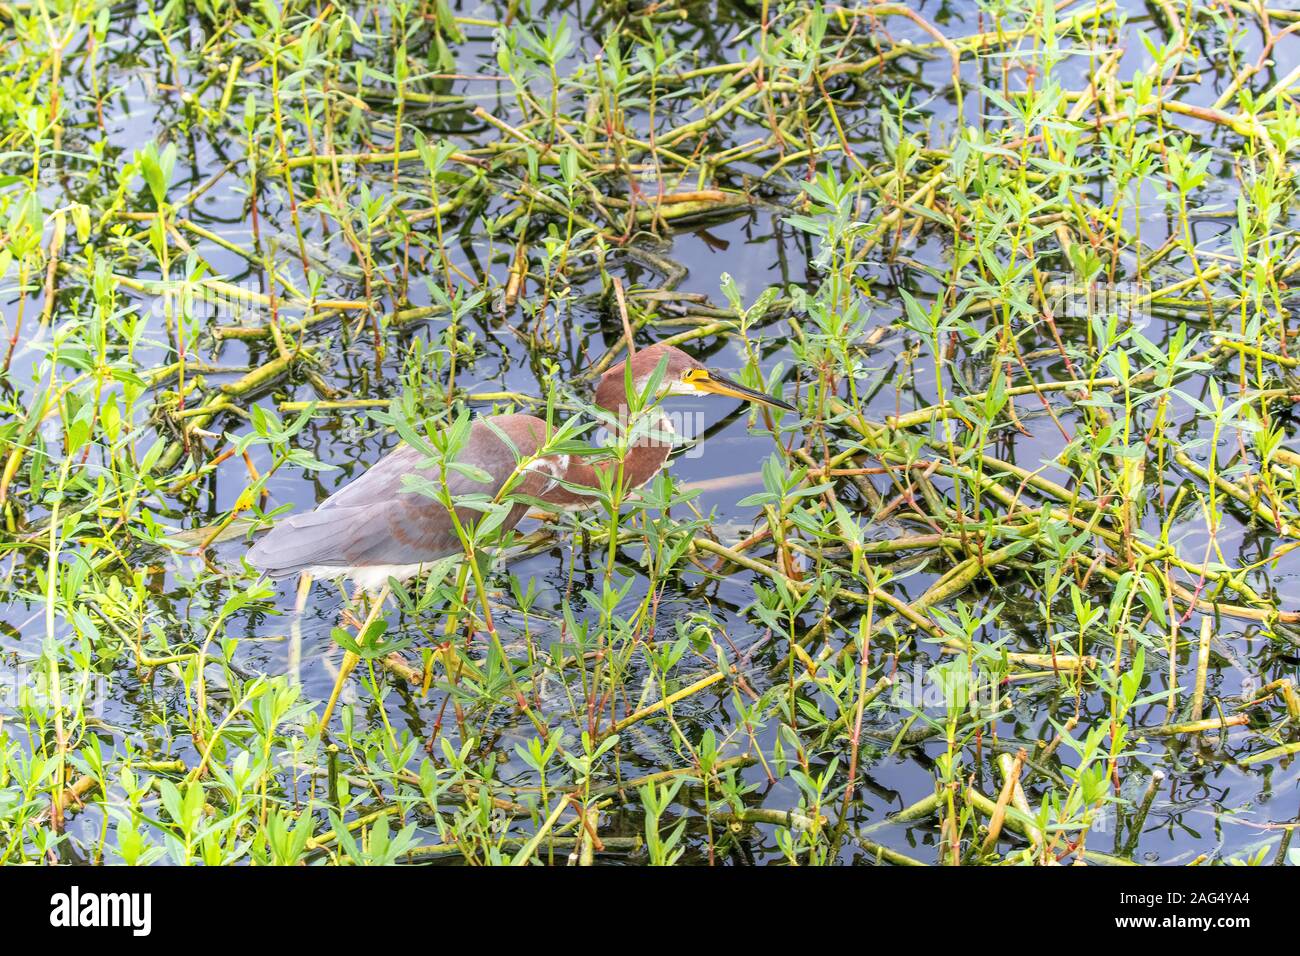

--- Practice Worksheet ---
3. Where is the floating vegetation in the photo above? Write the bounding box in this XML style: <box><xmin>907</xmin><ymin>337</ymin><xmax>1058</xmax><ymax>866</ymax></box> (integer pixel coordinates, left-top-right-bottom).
<box><xmin>2</xmin><ymin>0</ymin><xmax>1300</xmax><ymax>866</ymax></box>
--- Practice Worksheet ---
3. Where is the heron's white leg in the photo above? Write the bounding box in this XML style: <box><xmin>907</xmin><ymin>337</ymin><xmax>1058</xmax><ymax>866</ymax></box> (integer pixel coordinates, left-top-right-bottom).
<box><xmin>320</xmin><ymin>584</ymin><xmax>391</xmax><ymax>734</ymax></box>
<box><xmin>287</xmin><ymin>574</ymin><xmax>313</xmax><ymax>688</ymax></box>
<box><xmin>294</xmin><ymin>572</ymin><xmax>313</xmax><ymax>613</ymax></box>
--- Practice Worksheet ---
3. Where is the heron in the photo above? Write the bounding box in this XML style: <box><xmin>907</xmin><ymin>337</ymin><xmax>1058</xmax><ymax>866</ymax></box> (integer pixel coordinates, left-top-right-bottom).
<box><xmin>246</xmin><ymin>342</ymin><xmax>794</xmax><ymax>727</ymax></box>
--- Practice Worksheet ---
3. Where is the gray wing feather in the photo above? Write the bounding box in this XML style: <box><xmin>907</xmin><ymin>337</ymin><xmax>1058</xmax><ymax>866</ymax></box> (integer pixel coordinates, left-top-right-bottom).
<box><xmin>247</xmin><ymin>506</ymin><xmax>390</xmax><ymax>577</ymax></box>
<box><xmin>315</xmin><ymin>444</ymin><xmax>422</xmax><ymax>512</ymax></box>
<box><xmin>247</xmin><ymin>416</ymin><xmax>548</xmax><ymax>577</ymax></box>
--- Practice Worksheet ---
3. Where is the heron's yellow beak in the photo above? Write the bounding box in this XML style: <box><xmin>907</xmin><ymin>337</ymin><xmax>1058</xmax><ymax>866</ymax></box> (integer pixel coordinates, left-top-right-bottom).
<box><xmin>684</xmin><ymin>368</ymin><xmax>796</xmax><ymax>411</ymax></box>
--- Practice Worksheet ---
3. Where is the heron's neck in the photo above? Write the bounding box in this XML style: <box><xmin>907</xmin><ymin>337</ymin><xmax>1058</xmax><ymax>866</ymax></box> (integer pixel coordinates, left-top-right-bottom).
<box><xmin>611</xmin><ymin>404</ymin><xmax>674</xmax><ymax>485</ymax></box>
<box><xmin>539</xmin><ymin>404</ymin><xmax>673</xmax><ymax>507</ymax></box>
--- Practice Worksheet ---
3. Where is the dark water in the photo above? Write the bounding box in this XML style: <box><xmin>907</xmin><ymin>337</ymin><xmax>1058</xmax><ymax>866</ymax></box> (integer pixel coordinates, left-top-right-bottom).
<box><xmin>3</xmin><ymin>0</ymin><xmax>1300</xmax><ymax>864</ymax></box>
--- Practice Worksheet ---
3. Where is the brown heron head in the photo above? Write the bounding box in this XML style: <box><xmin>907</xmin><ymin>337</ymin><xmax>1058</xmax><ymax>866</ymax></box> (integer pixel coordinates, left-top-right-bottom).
<box><xmin>596</xmin><ymin>343</ymin><xmax>795</xmax><ymax>413</ymax></box>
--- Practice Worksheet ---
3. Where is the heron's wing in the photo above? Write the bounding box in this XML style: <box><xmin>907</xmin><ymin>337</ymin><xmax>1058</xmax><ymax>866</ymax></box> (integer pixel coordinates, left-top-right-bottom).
<box><xmin>245</xmin><ymin>502</ymin><xmax>445</xmax><ymax>577</ymax></box>
<box><xmin>315</xmin><ymin>444</ymin><xmax>423</xmax><ymax>512</ymax></box>
<box><xmin>247</xmin><ymin>418</ymin><xmax>547</xmax><ymax>577</ymax></box>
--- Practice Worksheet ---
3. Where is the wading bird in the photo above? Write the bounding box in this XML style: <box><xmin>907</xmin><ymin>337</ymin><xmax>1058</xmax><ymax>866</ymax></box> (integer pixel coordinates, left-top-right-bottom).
<box><xmin>248</xmin><ymin>342</ymin><xmax>793</xmax><ymax>587</ymax></box>
<box><xmin>246</xmin><ymin>342</ymin><xmax>794</xmax><ymax>727</ymax></box>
